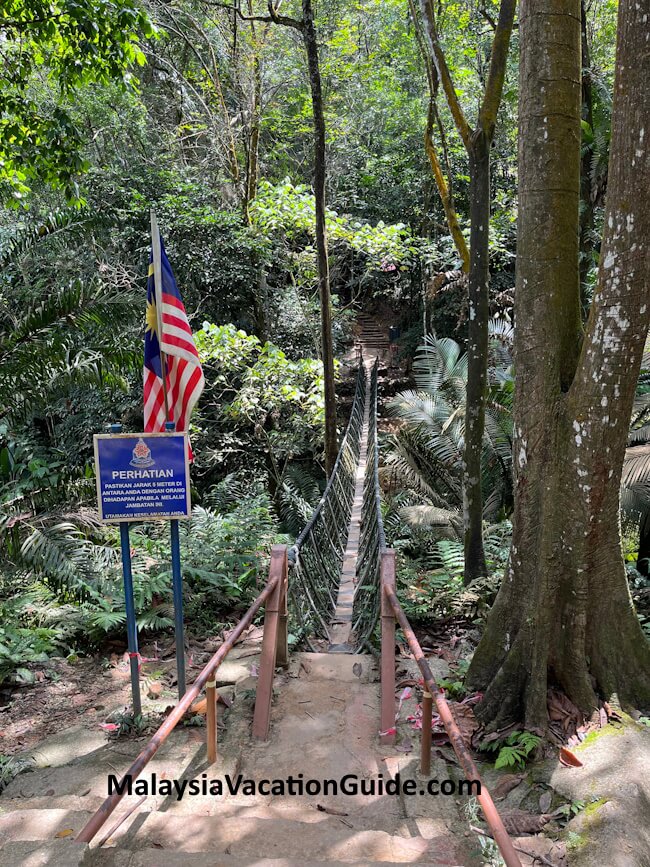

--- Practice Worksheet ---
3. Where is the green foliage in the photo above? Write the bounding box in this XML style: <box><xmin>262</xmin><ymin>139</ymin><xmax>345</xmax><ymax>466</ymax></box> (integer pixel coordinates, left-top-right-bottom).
<box><xmin>252</xmin><ymin>179</ymin><xmax>424</xmax><ymax>272</ymax></box>
<box><xmin>0</xmin><ymin>614</ymin><xmax>55</xmax><ymax>685</ymax></box>
<box><xmin>393</xmin><ymin>524</ymin><xmax>508</xmax><ymax>622</ymax></box>
<box><xmin>193</xmin><ymin>323</ymin><xmax>326</xmax><ymax>490</ymax></box>
<box><xmin>480</xmin><ymin>730</ymin><xmax>542</xmax><ymax>770</ymax></box>
<box><xmin>103</xmin><ymin>710</ymin><xmax>157</xmax><ymax>739</ymax></box>
<box><xmin>0</xmin><ymin>0</ymin><xmax>154</xmax><ymax>202</ymax></box>
<box><xmin>88</xmin><ymin>498</ymin><xmax>279</xmax><ymax>639</ymax></box>
<box><xmin>0</xmin><ymin>279</ymin><xmax>139</xmax><ymax>419</ymax></box>
<box><xmin>385</xmin><ymin>331</ymin><xmax>513</xmax><ymax>522</ymax></box>
<box><xmin>0</xmin><ymin>753</ymin><xmax>33</xmax><ymax>793</ymax></box>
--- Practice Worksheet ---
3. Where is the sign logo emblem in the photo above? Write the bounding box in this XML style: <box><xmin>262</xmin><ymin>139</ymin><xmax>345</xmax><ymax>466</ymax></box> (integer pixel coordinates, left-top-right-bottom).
<box><xmin>130</xmin><ymin>437</ymin><xmax>155</xmax><ymax>468</ymax></box>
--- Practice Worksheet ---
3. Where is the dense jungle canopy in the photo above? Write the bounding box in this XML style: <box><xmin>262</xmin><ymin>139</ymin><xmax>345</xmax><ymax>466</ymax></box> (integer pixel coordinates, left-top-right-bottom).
<box><xmin>1</xmin><ymin>0</ymin><xmax>649</xmax><ymax>739</ymax></box>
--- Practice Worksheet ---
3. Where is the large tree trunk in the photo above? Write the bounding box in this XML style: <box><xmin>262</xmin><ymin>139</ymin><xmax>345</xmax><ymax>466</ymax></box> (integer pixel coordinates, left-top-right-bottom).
<box><xmin>463</xmin><ymin>133</ymin><xmax>491</xmax><ymax>582</ymax></box>
<box><xmin>467</xmin><ymin>0</ymin><xmax>650</xmax><ymax>730</ymax></box>
<box><xmin>302</xmin><ymin>0</ymin><xmax>337</xmax><ymax>477</ymax></box>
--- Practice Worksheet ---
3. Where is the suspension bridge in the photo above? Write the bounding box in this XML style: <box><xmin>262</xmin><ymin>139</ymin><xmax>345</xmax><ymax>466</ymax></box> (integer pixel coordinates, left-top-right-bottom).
<box><xmin>0</xmin><ymin>355</ymin><xmax>523</xmax><ymax>867</ymax></box>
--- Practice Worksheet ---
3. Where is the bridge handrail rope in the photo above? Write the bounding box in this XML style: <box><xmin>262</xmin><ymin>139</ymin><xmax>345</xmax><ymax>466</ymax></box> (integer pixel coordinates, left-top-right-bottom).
<box><xmin>77</xmin><ymin>351</ymin><xmax>520</xmax><ymax>865</ymax></box>
<box><xmin>352</xmin><ymin>358</ymin><xmax>385</xmax><ymax>649</ymax></box>
<box><xmin>288</xmin><ymin>360</ymin><xmax>367</xmax><ymax>646</ymax></box>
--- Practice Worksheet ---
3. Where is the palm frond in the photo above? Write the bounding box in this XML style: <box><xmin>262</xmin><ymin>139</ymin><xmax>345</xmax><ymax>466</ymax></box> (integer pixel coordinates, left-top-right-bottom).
<box><xmin>0</xmin><ymin>208</ymin><xmax>93</xmax><ymax>271</ymax></box>
<box><xmin>623</xmin><ymin>445</ymin><xmax>650</xmax><ymax>489</ymax></box>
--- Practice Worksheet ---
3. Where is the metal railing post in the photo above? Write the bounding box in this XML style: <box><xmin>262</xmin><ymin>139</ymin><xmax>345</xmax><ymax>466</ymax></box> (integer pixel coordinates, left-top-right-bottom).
<box><xmin>252</xmin><ymin>545</ymin><xmax>287</xmax><ymax>740</ymax></box>
<box><xmin>420</xmin><ymin>690</ymin><xmax>432</xmax><ymax>775</ymax></box>
<box><xmin>382</xmin><ymin>579</ymin><xmax>522</xmax><ymax>867</ymax></box>
<box><xmin>380</xmin><ymin>549</ymin><xmax>396</xmax><ymax>744</ymax></box>
<box><xmin>206</xmin><ymin>675</ymin><xmax>217</xmax><ymax>764</ymax></box>
<box><xmin>276</xmin><ymin>554</ymin><xmax>289</xmax><ymax>669</ymax></box>
<box><xmin>76</xmin><ymin>576</ymin><xmax>281</xmax><ymax>845</ymax></box>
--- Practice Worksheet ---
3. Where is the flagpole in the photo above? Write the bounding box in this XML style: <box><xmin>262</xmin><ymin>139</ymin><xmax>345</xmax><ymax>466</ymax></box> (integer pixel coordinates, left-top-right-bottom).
<box><xmin>150</xmin><ymin>209</ymin><xmax>171</xmax><ymax>424</ymax></box>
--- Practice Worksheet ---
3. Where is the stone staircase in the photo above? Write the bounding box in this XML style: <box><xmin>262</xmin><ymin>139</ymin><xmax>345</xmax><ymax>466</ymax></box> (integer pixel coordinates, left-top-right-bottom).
<box><xmin>354</xmin><ymin>314</ymin><xmax>391</xmax><ymax>365</ymax></box>
<box><xmin>0</xmin><ymin>653</ymin><xmax>477</xmax><ymax>867</ymax></box>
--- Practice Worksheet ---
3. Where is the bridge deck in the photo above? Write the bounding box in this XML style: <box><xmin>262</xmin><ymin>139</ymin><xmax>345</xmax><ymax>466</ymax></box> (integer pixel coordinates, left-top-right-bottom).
<box><xmin>328</xmin><ymin>361</ymin><xmax>372</xmax><ymax>652</ymax></box>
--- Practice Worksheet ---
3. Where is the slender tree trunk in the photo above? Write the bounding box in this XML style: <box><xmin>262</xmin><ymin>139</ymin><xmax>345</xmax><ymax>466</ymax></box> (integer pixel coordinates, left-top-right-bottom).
<box><xmin>410</xmin><ymin>0</ymin><xmax>470</xmax><ymax>271</ymax></box>
<box><xmin>417</xmin><ymin>0</ymin><xmax>515</xmax><ymax>583</ymax></box>
<box><xmin>579</xmin><ymin>0</ymin><xmax>595</xmax><ymax>314</ymax></box>
<box><xmin>302</xmin><ymin>0</ymin><xmax>337</xmax><ymax>476</ymax></box>
<box><xmin>464</xmin><ymin>134</ymin><xmax>491</xmax><ymax>582</ymax></box>
<box><xmin>467</xmin><ymin>0</ymin><xmax>650</xmax><ymax>729</ymax></box>
<box><xmin>424</xmin><ymin>99</ymin><xmax>470</xmax><ymax>271</ymax></box>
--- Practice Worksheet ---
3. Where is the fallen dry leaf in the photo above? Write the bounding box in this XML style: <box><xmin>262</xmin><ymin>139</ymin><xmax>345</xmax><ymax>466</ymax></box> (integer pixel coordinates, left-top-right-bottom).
<box><xmin>501</xmin><ymin>809</ymin><xmax>552</xmax><ymax>835</ymax></box>
<box><xmin>316</xmin><ymin>804</ymin><xmax>348</xmax><ymax>816</ymax></box>
<box><xmin>55</xmin><ymin>829</ymin><xmax>74</xmax><ymax>838</ymax></box>
<box><xmin>559</xmin><ymin>746</ymin><xmax>583</xmax><ymax>768</ymax></box>
<box><xmin>493</xmin><ymin>773</ymin><xmax>525</xmax><ymax>800</ymax></box>
<box><xmin>539</xmin><ymin>790</ymin><xmax>553</xmax><ymax>813</ymax></box>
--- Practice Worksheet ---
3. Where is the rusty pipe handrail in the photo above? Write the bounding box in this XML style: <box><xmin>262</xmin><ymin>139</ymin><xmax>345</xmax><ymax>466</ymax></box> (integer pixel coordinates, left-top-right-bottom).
<box><xmin>76</xmin><ymin>571</ymin><xmax>281</xmax><ymax>845</ymax></box>
<box><xmin>381</xmin><ymin>558</ymin><xmax>522</xmax><ymax>867</ymax></box>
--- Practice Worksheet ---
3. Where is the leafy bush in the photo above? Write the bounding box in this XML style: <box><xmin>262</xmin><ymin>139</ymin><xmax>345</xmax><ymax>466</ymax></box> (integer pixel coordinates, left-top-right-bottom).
<box><xmin>0</xmin><ymin>616</ymin><xmax>55</xmax><ymax>685</ymax></box>
<box><xmin>193</xmin><ymin>323</ymin><xmax>326</xmax><ymax>493</ymax></box>
<box><xmin>0</xmin><ymin>754</ymin><xmax>33</xmax><ymax>794</ymax></box>
<box><xmin>480</xmin><ymin>730</ymin><xmax>542</xmax><ymax>770</ymax></box>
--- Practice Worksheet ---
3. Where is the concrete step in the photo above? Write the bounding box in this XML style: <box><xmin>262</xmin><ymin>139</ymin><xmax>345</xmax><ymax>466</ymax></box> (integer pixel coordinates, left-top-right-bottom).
<box><xmin>289</xmin><ymin>652</ymin><xmax>377</xmax><ymax>683</ymax></box>
<box><xmin>91</xmin><ymin>853</ymin><xmax>461</xmax><ymax>867</ymax></box>
<box><xmin>0</xmin><ymin>839</ymin><xmax>90</xmax><ymax>867</ymax></box>
<box><xmin>0</xmin><ymin>807</ymin><xmax>94</xmax><ymax>846</ymax></box>
<box><xmin>116</xmin><ymin>812</ymin><xmax>463</xmax><ymax>863</ymax></box>
<box><xmin>0</xmin><ymin>808</ymin><xmax>469</xmax><ymax>864</ymax></box>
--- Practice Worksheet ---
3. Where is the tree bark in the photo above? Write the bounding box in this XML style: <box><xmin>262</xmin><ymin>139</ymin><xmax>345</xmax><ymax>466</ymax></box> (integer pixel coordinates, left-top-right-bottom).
<box><xmin>464</xmin><ymin>133</ymin><xmax>491</xmax><ymax>581</ymax></box>
<box><xmin>424</xmin><ymin>98</ymin><xmax>470</xmax><ymax>273</ymax></box>
<box><xmin>301</xmin><ymin>0</ymin><xmax>337</xmax><ymax>477</ymax></box>
<box><xmin>467</xmin><ymin>0</ymin><xmax>650</xmax><ymax>729</ymax></box>
<box><xmin>410</xmin><ymin>0</ymin><xmax>470</xmax><ymax>271</ymax></box>
<box><xmin>259</xmin><ymin>0</ymin><xmax>338</xmax><ymax>475</ymax></box>
<box><xmin>579</xmin><ymin>0</ymin><xmax>595</xmax><ymax>314</ymax></box>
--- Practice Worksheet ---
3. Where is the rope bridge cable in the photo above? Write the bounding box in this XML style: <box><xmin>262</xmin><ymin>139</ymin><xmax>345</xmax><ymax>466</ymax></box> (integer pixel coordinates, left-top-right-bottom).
<box><xmin>352</xmin><ymin>358</ymin><xmax>386</xmax><ymax>651</ymax></box>
<box><xmin>288</xmin><ymin>362</ymin><xmax>367</xmax><ymax>647</ymax></box>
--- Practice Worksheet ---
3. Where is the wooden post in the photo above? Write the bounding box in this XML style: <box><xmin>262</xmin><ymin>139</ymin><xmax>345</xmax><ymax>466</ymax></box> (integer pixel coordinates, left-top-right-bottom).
<box><xmin>252</xmin><ymin>545</ymin><xmax>287</xmax><ymax>740</ymax></box>
<box><xmin>206</xmin><ymin>675</ymin><xmax>217</xmax><ymax>764</ymax></box>
<box><xmin>421</xmin><ymin>690</ymin><xmax>432</xmax><ymax>775</ymax></box>
<box><xmin>380</xmin><ymin>550</ymin><xmax>396</xmax><ymax>745</ymax></box>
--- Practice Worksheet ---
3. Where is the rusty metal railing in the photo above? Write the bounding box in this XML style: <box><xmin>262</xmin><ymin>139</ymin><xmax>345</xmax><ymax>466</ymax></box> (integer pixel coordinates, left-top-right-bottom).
<box><xmin>380</xmin><ymin>549</ymin><xmax>522</xmax><ymax>867</ymax></box>
<box><xmin>350</xmin><ymin>366</ymin><xmax>520</xmax><ymax>865</ymax></box>
<box><xmin>76</xmin><ymin>545</ymin><xmax>289</xmax><ymax>845</ymax></box>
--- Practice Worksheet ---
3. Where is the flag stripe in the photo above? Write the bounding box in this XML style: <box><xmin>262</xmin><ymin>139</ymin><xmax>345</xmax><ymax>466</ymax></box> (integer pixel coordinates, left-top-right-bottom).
<box><xmin>161</xmin><ymin>324</ymin><xmax>200</xmax><ymax>350</ymax></box>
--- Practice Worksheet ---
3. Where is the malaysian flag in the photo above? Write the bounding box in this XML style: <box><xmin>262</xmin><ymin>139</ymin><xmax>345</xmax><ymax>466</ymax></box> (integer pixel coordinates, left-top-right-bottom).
<box><xmin>144</xmin><ymin>225</ymin><xmax>204</xmax><ymax>445</ymax></box>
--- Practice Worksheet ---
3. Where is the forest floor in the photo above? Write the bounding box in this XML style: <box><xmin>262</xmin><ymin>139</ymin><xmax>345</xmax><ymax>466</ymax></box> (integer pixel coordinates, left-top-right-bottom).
<box><xmin>0</xmin><ymin>628</ymin><xmax>263</xmax><ymax>758</ymax></box>
<box><xmin>3</xmin><ymin>622</ymin><xmax>649</xmax><ymax>866</ymax></box>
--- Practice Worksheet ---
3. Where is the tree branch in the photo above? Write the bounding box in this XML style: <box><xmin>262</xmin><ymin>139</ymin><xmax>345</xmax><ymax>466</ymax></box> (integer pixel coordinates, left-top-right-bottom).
<box><xmin>418</xmin><ymin>0</ymin><xmax>473</xmax><ymax>151</ymax></box>
<box><xmin>266</xmin><ymin>0</ymin><xmax>302</xmax><ymax>30</ymax></box>
<box><xmin>203</xmin><ymin>0</ymin><xmax>274</xmax><ymax>24</ymax></box>
<box><xmin>477</xmin><ymin>0</ymin><xmax>517</xmax><ymax>137</ymax></box>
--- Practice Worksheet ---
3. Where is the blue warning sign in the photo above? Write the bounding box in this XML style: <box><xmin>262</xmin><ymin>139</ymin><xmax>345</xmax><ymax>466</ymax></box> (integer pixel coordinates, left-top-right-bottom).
<box><xmin>94</xmin><ymin>433</ymin><xmax>191</xmax><ymax>522</ymax></box>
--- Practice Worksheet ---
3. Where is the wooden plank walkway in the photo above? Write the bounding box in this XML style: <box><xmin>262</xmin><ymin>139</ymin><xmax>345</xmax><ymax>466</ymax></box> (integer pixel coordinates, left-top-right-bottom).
<box><xmin>328</xmin><ymin>360</ymin><xmax>372</xmax><ymax>652</ymax></box>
